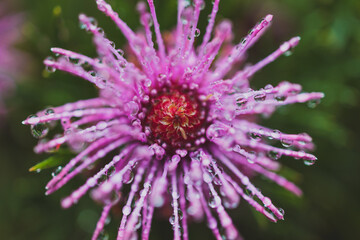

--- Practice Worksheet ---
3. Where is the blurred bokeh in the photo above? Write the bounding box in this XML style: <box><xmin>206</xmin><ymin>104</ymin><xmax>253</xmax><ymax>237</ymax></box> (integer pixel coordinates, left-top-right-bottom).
<box><xmin>1</xmin><ymin>0</ymin><xmax>359</xmax><ymax>239</ymax></box>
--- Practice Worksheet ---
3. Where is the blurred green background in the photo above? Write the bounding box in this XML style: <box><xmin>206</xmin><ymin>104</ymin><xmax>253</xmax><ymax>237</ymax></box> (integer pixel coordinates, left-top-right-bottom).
<box><xmin>1</xmin><ymin>0</ymin><xmax>359</xmax><ymax>239</ymax></box>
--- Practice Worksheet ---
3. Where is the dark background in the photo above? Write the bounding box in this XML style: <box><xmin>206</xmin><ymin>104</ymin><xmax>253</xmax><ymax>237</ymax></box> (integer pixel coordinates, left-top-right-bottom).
<box><xmin>1</xmin><ymin>0</ymin><xmax>359</xmax><ymax>239</ymax></box>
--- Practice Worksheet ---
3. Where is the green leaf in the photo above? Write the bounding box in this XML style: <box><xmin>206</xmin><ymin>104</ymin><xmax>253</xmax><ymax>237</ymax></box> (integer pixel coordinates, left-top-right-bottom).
<box><xmin>29</xmin><ymin>151</ymin><xmax>73</xmax><ymax>172</ymax></box>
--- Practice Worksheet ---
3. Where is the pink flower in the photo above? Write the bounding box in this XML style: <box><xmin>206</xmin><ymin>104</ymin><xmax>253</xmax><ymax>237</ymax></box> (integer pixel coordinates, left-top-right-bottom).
<box><xmin>24</xmin><ymin>0</ymin><xmax>324</xmax><ymax>239</ymax></box>
<box><xmin>0</xmin><ymin>3</ymin><xmax>24</xmax><ymax>117</ymax></box>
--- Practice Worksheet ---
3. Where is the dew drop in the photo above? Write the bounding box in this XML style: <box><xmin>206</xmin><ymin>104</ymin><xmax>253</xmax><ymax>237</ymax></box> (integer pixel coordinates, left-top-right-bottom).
<box><xmin>283</xmin><ymin>49</ymin><xmax>293</xmax><ymax>56</ymax></box>
<box><xmin>117</xmin><ymin>49</ymin><xmax>124</xmax><ymax>56</ymax></box>
<box><xmin>241</xmin><ymin>38</ymin><xmax>247</xmax><ymax>45</ymax></box>
<box><xmin>267</xmin><ymin>150</ymin><xmax>281</xmax><ymax>160</ymax></box>
<box><xmin>45</xmin><ymin>65</ymin><xmax>56</xmax><ymax>73</ymax></box>
<box><xmin>212</xmin><ymin>175</ymin><xmax>222</xmax><ymax>185</ymax></box>
<box><xmin>135</xmin><ymin>216</ymin><xmax>142</xmax><ymax>230</ymax></box>
<box><xmin>270</xmin><ymin>129</ymin><xmax>281</xmax><ymax>139</ymax></box>
<box><xmin>45</xmin><ymin>108</ymin><xmax>55</xmax><ymax>115</ymax></box>
<box><xmin>194</xmin><ymin>28</ymin><xmax>200</xmax><ymax>37</ymax></box>
<box><xmin>97</xmin><ymin>231</ymin><xmax>109</xmax><ymax>240</ymax></box>
<box><xmin>307</xmin><ymin>99</ymin><xmax>321</xmax><ymax>108</ymax></box>
<box><xmin>275</xmin><ymin>95</ymin><xmax>287</xmax><ymax>102</ymax></box>
<box><xmin>122</xmin><ymin>170</ymin><xmax>134</xmax><ymax>184</ymax></box>
<box><xmin>203</xmin><ymin>172</ymin><xmax>213</xmax><ymax>183</ymax></box>
<box><xmin>109</xmin><ymin>41</ymin><xmax>115</xmax><ymax>48</ymax></box>
<box><xmin>69</xmin><ymin>57</ymin><xmax>79</xmax><ymax>65</ymax></box>
<box><xmin>263</xmin><ymin>197</ymin><xmax>272</xmax><ymax>207</ymax></box>
<box><xmin>281</xmin><ymin>139</ymin><xmax>293</xmax><ymax>148</ymax></box>
<box><xmin>31</xmin><ymin>123</ymin><xmax>49</xmax><ymax>139</ymax></box>
<box><xmin>278</xmin><ymin>207</ymin><xmax>285</xmax><ymax>216</ymax></box>
<box><xmin>304</xmin><ymin>159</ymin><xmax>316</xmax><ymax>166</ymax></box>
<box><xmin>51</xmin><ymin>166</ymin><xmax>62</xmax><ymax>177</ymax></box>
<box><xmin>106</xmin><ymin>166</ymin><xmax>116</xmax><ymax>177</ymax></box>
<box><xmin>249</xmin><ymin>132</ymin><xmax>262</xmax><ymax>141</ymax></box>
<box><xmin>169</xmin><ymin>215</ymin><xmax>175</xmax><ymax>225</ymax></box>
<box><xmin>254</xmin><ymin>93</ymin><xmax>266</xmax><ymax>102</ymax></box>
<box><xmin>122</xmin><ymin>205</ymin><xmax>131</xmax><ymax>216</ymax></box>
<box><xmin>264</xmin><ymin>84</ymin><xmax>273</xmax><ymax>90</ymax></box>
<box><xmin>79</xmin><ymin>22</ymin><xmax>87</xmax><ymax>30</ymax></box>
<box><xmin>88</xmin><ymin>17</ymin><xmax>98</xmax><ymax>27</ymax></box>
<box><xmin>105</xmin><ymin>215</ymin><xmax>111</xmax><ymax>225</ymax></box>
<box><xmin>97</xmin><ymin>27</ymin><xmax>105</xmax><ymax>36</ymax></box>
<box><xmin>236</xmin><ymin>98</ymin><xmax>248</xmax><ymax>107</ymax></box>
<box><xmin>208</xmin><ymin>195</ymin><xmax>221</xmax><ymax>208</ymax></box>
<box><xmin>178</xmin><ymin>209</ymin><xmax>183</xmax><ymax>220</ymax></box>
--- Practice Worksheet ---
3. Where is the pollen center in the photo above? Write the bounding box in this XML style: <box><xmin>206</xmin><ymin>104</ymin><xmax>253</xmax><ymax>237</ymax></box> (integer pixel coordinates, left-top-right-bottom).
<box><xmin>146</xmin><ymin>90</ymin><xmax>202</xmax><ymax>147</ymax></box>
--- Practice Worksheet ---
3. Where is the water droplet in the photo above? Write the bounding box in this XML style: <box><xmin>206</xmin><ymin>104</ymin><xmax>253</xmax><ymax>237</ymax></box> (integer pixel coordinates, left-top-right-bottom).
<box><xmin>105</xmin><ymin>215</ymin><xmax>111</xmax><ymax>225</ymax></box>
<box><xmin>134</xmin><ymin>216</ymin><xmax>142</xmax><ymax>230</ymax></box>
<box><xmin>213</xmin><ymin>175</ymin><xmax>223</xmax><ymax>185</ymax></box>
<box><xmin>109</xmin><ymin>191</ymin><xmax>120</xmax><ymax>204</ymax></box>
<box><xmin>275</xmin><ymin>95</ymin><xmax>287</xmax><ymax>102</ymax></box>
<box><xmin>304</xmin><ymin>159</ymin><xmax>316</xmax><ymax>166</ymax></box>
<box><xmin>283</xmin><ymin>49</ymin><xmax>293</xmax><ymax>56</ymax></box>
<box><xmin>264</xmin><ymin>84</ymin><xmax>273</xmax><ymax>90</ymax></box>
<box><xmin>241</xmin><ymin>38</ymin><xmax>247</xmax><ymax>45</ymax></box>
<box><xmin>249</xmin><ymin>132</ymin><xmax>262</xmax><ymax>141</ymax></box>
<box><xmin>236</xmin><ymin>98</ymin><xmax>248</xmax><ymax>107</ymax></box>
<box><xmin>270</xmin><ymin>129</ymin><xmax>281</xmax><ymax>139</ymax></box>
<box><xmin>98</xmin><ymin>174</ymin><xmax>107</xmax><ymax>185</ymax></box>
<box><xmin>194</xmin><ymin>28</ymin><xmax>200</xmax><ymax>37</ymax></box>
<box><xmin>267</xmin><ymin>150</ymin><xmax>281</xmax><ymax>160</ymax></box>
<box><xmin>97</xmin><ymin>27</ymin><xmax>105</xmax><ymax>36</ymax></box>
<box><xmin>263</xmin><ymin>197</ymin><xmax>272</xmax><ymax>207</ymax></box>
<box><xmin>208</xmin><ymin>195</ymin><xmax>221</xmax><ymax>208</ymax></box>
<box><xmin>119</xmin><ymin>60</ymin><xmax>127</xmax><ymax>68</ymax></box>
<box><xmin>254</xmin><ymin>93</ymin><xmax>266</xmax><ymax>102</ymax></box>
<box><xmin>169</xmin><ymin>215</ymin><xmax>175</xmax><ymax>225</ymax></box>
<box><xmin>122</xmin><ymin>170</ymin><xmax>134</xmax><ymax>184</ymax></box>
<box><xmin>109</xmin><ymin>41</ymin><xmax>115</xmax><ymax>48</ymax></box>
<box><xmin>51</xmin><ymin>166</ymin><xmax>62</xmax><ymax>177</ymax></box>
<box><xmin>178</xmin><ymin>209</ymin><xmax>183</xmax><ymax>220</ymax></box>
<box><xmin>157</xmin><ymin>73</ymin><xmax>166</xmax><ymax>82</ymax></box>
<box><xmin>281</xmin><ymin>139</ymin><xmax>293</xmax><ymax>148</ymax></box>
<box><xmin>122</xmin><ymin>205</ymin><xmax>131</xmax><ymax>216</ymax></box>
<box><xmin>307</xmin><ymin>99</ymin><xmax>321</xmax><ymax>108</ymax></box>
<box><xmin>203</xmin><ymin>172</ymin><xmax>213</xmax><ymax>183</ymax></box>
<box><xmin>45</xmin><ymin>65</ymin><xmax>56</xmax><ymax>73</ymax></box>
<box><xmin>97</xmin><ymin>231</ymin><xmax>109</xmax><ymax>240</ymax></box>
<box><xmin>248</xmin><ymin>29</ymin><xmax>254</xmax><ymax>35</ymax></box>
<box><xmin>31</xmin><ymin>123</ymin><xmax>49</xmax><ymax>139</ymax></box>
<box><xmin>106</xmin><ymin>166</ymin><xmax>116</xmax><ymax>177</ymax></box>
<box><xmin>45</xmin><ymin>108</ymin><xmax>55</xmax><ymax>115</ymax></box>
<box><xmin>88</xmin><ymin>17</ymin><xmax>98</xmax><ymax>27</ymax></box>
<box><xmin>79</xmin><ymin>22</ymin><xmax>87</xmax><ymax>30</ymax></box>
<box><xmin>126</xmin><ymin>101</ymin><xmax>139</xmax><ymax>116</ymax></box>
<box><xmin>69</xmin><ymin>57</ymin><xmax>79</xmax><ymax>65</ymax></box>
<box><xmin>278</xmin><ymin>208</ymin><xmax>285</xmax><ymax>216</ymax></box>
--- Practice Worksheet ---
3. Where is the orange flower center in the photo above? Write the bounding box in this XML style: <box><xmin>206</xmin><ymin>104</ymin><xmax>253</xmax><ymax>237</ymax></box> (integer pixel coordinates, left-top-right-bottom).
<box><xmin>146</xmin><ymin>91</ymin><xmax>202</xmax><ymax>147</ymax></box>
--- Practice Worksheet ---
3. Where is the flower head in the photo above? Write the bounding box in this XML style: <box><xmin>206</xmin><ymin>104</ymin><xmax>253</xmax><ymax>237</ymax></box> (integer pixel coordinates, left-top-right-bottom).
<box><xmin>24</xmin><ymin>0</ymin><xmax>324</xmax><ymax>239</ymax></box>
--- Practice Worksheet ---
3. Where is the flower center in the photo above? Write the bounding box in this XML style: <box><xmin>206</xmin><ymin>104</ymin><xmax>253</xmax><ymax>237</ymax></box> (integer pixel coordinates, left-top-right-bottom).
<box><xmin>146</xmin><ymin>90</ymin><xmax>203</xmax><ymax>148</ymax></box>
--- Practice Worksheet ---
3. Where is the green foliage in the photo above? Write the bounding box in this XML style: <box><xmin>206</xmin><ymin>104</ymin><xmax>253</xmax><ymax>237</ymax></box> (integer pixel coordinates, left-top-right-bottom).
<box><xmin>29</xmin><ymin>150</ymin><xmax>73</xmax><ymax>172</ymax></box>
